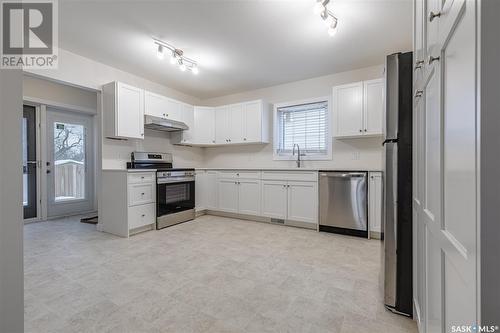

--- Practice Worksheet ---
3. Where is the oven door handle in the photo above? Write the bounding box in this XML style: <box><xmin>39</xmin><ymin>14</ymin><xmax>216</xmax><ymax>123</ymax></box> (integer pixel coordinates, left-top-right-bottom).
<box><xmin>157</xmin><ymin>177</ymin><xmax>195</xmax><ymax>184</ymax></box>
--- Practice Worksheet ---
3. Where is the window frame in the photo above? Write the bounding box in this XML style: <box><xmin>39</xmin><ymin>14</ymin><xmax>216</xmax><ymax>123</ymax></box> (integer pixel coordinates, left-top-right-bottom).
<box><xmin>273</xmin><ymin>96</ymin><xmax>332</xmax><ymax>161</ymax></box>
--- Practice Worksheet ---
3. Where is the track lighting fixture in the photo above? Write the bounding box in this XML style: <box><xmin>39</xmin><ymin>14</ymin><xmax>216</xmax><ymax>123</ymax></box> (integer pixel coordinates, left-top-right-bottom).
<box><xmin>153</xmin><ymin>38</ymin><xmax>199</xmax><ymax>75</ymax></box>
<box><xmin>156</xmin><ymin>44</ymin><xmax>164</xmax><ymax>59</ymax></box>
<box><xmin>313</xmin><ymin>0</ymin><xmax>339</xmax><ymax>37</ymax></box>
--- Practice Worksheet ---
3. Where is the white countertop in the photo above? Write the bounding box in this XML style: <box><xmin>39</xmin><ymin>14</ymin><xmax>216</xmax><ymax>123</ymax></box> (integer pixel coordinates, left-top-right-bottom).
<box><xmin>102</xmin><ymin>169</ymin><xmax>157</xmax><ymax>173</ymax></box>
<box><xmin>196</xmin><ymin>167</ymin><xmax>383</xmax><ymax>172</ymax></box>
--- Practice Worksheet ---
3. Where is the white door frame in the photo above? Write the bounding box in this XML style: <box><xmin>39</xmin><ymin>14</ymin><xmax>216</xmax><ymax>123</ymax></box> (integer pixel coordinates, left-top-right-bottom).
<box><xmin>45</xmin><ymin>108</ymin><xmax>95</xmax><ymax>218</ymax></box>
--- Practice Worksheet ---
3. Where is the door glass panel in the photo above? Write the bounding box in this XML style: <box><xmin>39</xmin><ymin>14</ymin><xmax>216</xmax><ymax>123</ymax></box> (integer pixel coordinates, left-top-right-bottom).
<box><xmin>53</xmin><ymin>122</ymin><xmax>86</xmax><ymax>202</ymax></box>
<box><xmin>23</xmin><ymin>118</ymin><xmax>28</xmax><ymax>206</ymax></box>
<box><xmin>23</xmin><ymin>105</ymin><xmax>37</xmax><ymax>219</ymax></box>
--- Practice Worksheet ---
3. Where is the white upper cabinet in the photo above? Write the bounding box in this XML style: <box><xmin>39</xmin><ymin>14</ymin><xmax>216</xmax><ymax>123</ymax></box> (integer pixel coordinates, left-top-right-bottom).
<box><xmin>103</xmin><ymin>81</ymin><xmax>145</xmax><ymax>140</ymax></box>
<box><xmin>243</xmin><ymin>100</ymin><xmax>268</xmax><ymax>143</ymax></box>
<box><xmin>363</xmin><ymin>79</ymin><xmax>384</xmax><ymax>136</ymax></box>
<box><xmin>215</xmin><ymin>106</ymin><xmax>230</xmax><ymax>144</ymax></box>
<box><xmin>193</xmin><ymin>107</ymin><xmax>216</xmax><ymax>145</ymax></box>
<box><xmin>334</xmin><ymin>82</ymin><xmax>364</xmax><ymax>137</ymax></box>
<box><xmin>228</xmin><ymin>103</ymin><xmax>244</xmax><ymax>144</ymax></box>
<box><xmin>171</xmin><ymin>103</ymin><xmax>194</xmax><ymax>144</ymax></box>
<box><xmin>333</xmin><ymin>79</ymin><xmax>384</xmax><ymax>138</ymax></box>
<box><xmin>144</xmin><ymin>91</ymin><xmax>183</xmax><ymax>122</ymax></box>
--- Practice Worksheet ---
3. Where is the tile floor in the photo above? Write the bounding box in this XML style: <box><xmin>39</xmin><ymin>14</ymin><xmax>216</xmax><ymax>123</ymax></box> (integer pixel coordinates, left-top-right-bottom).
<box><xmin>24</xmin><ymin>215</ymin><xmax>417</xmax><ymax>333</ymax></box>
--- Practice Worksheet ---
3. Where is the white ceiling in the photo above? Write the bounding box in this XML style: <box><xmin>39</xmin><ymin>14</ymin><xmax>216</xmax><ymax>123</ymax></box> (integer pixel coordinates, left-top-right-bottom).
<box><xmin>59</xmin><ymin>0</ymin><xmax>412</xmax><ymax>99</ymax></box>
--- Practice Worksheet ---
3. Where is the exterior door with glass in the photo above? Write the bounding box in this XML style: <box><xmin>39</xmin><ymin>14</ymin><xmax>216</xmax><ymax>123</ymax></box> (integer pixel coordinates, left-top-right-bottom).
<box><xmin>23</xmin><ymin>105</ymin><xmax>38</xmax><ymax>219</ymax></box>
<box><xmin>46</xmin><ymin>109</ymin><xmax>94</xmax><ymax>217</ymax></box>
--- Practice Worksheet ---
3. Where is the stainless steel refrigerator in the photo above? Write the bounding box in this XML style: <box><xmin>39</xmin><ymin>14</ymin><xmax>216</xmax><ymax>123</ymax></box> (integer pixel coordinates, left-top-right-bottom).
<box><xmin>383</xmin><ymin>52</ymin><xmax>413</xmax><ymax>317</ymax></box>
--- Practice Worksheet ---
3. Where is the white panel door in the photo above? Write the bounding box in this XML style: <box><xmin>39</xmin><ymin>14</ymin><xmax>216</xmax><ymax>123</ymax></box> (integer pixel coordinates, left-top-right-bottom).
<box><xmin>228</xmin><ymin>103</ymin><xmax>243</xmax><ymax>143</ymax></box>
<box><xmin>243</xmin><ymin>101</ymin><xmax>261</xmax><ymax>143</ymax></box>
<box><xmin>215</xmin><ymin>106</ymin><xmax>229</xmax><ymax>144</ymax></box>
<box><xmin>413</xmin><ymin>0</ymin><xmax>477</xmax><ymax>331</ymax></box>
<box><xmin>261</xmin><ymin>180</ymin><xmax>287</xmax><ymax>219</ymax></box>
<box><xmin>368</xmin><ymin>172</ymin><xmax>383</xmax><ymax>233</ymax></box>
<box><xmin>287</xmin><ymin>181</ymin><xmax>317</xmax><ymax>224</ymax></box>
<box><xmin>205</xmin><ymin>171</ymin><xmax>218</xmax><ymax>210</ymax></box>
<box><xmin>194</xmin><ymin>107</ymin><xmax>215</xmax><ymax>144</ymax></box>
<box><xmin>165</xmin><ymin>98</ymin><xmax>181</xmax><ymax>121</ymax></box>
<box><xmin>439</xmin><ymin>0</ymin><xmax>477</xmax><ymax>330</ymax></box>
<box><xmin>180</xmin><ymin>103</ymin><xmax>194</xmax><ymax>144</ymax></box>
<box><xmin>363</xmin><ymin>79</ymin><xmax>384</xmax><ymax>136</ymax></box>
<box><xmin>195</xmin><ymin>170</ymin><xmax>206</xmax><ymax>210</ymax></box>
<box><xmin>238</xmin><ymin>179</ymin><xmax>261</xmax><ymax>216</ymax></box>
<box><xmin>333</xmin><ymin>82</ymin><xmax>363</xmax><ymax>137</ymax></box>
<box><xmin>144</xmin><ymin>91</ymin><xmax>168</xmax><ymax>118</ymax></box>
<box><xmin>217</xmin><ymin>179</ymin><xmax>238</xmax><ymax>213</ymax></box>
<box><xmin>413</xmin><ymin>0</ymin><xmax>425</xmax><ymax>86</ymax></box>
<box><xmin>116</xmin><ymin>82</ymin><xmax>144</xmax><ymax>139</ymax></box>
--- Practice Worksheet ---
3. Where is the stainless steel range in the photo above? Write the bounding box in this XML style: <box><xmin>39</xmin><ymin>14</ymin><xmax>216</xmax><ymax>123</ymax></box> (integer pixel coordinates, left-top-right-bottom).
<box><xmin>127</xmin><ymin>152</ymin><xmax>195</xmax><ymax>229</ymax></box>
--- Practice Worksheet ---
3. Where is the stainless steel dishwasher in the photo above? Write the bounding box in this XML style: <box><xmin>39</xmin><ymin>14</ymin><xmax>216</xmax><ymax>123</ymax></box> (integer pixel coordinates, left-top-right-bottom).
<box><xmin>319</xmin><ymin>171</ymin><xmax>368</xmax><ymax>237</ymax></box>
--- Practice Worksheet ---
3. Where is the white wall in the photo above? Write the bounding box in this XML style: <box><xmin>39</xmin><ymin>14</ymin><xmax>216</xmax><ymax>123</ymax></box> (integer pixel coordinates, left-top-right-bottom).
<box><xmin>200</xmin><ymin>65</ymin><xmax>385</xmax><ymax>170</ymax></box>
<box><xmin>0</xmin><ymin>70</ymin><xmax>24</xmax><ymax>332</ymax></box>
<box><xmin>26</xmin><ymin>48</ymin><xmax>205</xmax><ymax>169</ymax></box>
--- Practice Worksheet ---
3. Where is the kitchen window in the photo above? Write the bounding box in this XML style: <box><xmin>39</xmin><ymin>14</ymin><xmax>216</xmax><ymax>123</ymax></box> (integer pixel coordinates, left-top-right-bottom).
<box><xmin>273</xmin><ymin>97</ymin><xmax>331</xmax><ymax>160</ymax></box>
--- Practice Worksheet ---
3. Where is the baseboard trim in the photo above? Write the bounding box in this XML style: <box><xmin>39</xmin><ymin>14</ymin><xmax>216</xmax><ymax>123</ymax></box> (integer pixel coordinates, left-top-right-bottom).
<box><xmin>203</xmin><ymin>210</ymin><xmax>317</xmax><ymax>230</ymax></box>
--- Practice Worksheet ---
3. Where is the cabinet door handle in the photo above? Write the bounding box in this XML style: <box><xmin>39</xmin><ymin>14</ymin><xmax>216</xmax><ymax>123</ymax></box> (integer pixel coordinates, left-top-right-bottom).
<box><xmin>359</xmin><ymin>129</ymin><xmax>363</xmax><ymax>133</ymax></box>
<box><xmin>428</xmin><ymin>55</ymin><xmax>440</xmax><ymax>65</ymax></box>
<box><xmin>243</xmin><ymin>138</ymin><xmax>247</xmax><ymax>141</ymax></box>
<box><xmin>141</xmin><ymin>214</ymin><xmax>145</xmax><ymax>217</ymax></box>
<box><xmin>429</xmin><ymin>11</ymin><xmax>441</xmax><ymax>22</ymax></box>
<box><xmin>141</xmin><ymin>192</ymin><xmax>145</xmax><ymax>195</ymax></box>
<box><xmin>414</xmin><ymin>60</ymin><xmax>424</xmax><ymax>71</ymax></box>
<box><xmin>415</xmin><ymin>90</ymin><xmax>423</xmax><ymax>98</ymax></box>
<box><xmin>364</xmin><ymin>129</ymin><xmax>367</xmax><ymax>132</ymax></box>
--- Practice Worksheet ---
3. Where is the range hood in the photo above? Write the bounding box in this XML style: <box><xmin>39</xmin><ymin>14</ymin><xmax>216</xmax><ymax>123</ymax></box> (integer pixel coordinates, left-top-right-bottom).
<box><xmin>144</xmin><ymin>115</ymin><xmax>189</xmax><ymax>132</ymax></box>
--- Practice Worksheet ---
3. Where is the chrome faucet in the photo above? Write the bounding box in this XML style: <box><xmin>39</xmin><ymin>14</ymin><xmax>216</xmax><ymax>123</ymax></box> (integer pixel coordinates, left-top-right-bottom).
<box><xmin>293</xmin><ymin>144</ymin><xmax>302</xmax><ymax>168</ymax></box>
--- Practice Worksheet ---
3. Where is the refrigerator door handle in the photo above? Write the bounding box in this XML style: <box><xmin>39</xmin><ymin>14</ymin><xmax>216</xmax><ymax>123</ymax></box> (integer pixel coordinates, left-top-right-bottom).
<box><xmin>382</xmin><ymin>138</ymin><xmax>399</xmax><ymax>146</ymax></box>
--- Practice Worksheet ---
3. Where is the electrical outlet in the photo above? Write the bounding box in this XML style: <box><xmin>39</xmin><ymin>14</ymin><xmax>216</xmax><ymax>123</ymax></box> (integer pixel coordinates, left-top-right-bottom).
<box><xmin>351</xmin><ymin>152</ymin><xmax>361</xmax><ymax>160</ymax></box>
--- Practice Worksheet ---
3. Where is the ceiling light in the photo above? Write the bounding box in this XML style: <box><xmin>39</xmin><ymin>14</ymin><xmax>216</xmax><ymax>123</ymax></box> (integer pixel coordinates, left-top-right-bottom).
<box><xmin>313</xmin><ymin>0</ymin><xmax>329</xmax><ymax>15</ymax></box>
<box><xmin>313</xmin><ymin>0</ymin><xmax>339</xmax><ymax>37</ymax></box>
<box><xmin>327</xmin><ymin>16</ymin><xmax>338</xmax><ymax>36</ymax></box>
<box><xmin>156</xmin><ymin>44</ymin><xmax>164</xmax><ymax>59</ymax></box>
<box><xmin>153</xmin><ymin>38</ymin><xmax>199</xmax><ymax>75</ymax></box>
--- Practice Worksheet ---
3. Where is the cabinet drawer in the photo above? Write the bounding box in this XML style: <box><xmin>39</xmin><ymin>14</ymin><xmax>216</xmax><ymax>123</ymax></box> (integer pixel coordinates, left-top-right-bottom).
<box><xmin>261</xmin><ymin>171</ymin><xmax>318</xmax><ymax>182</ymax></box>
<box><xmin>128</xmin><ymin>172</ymin><xmax>155</xmax><ymax>184</ymax></box>
<box><xmin>218</xmin><ymin>170</ymin><xmax>261</xmax><ymax>179</ymax></box>
<box><xmin>128</xmin><ymin>203</ymin><xmax>155</xmax><ymax>230</ymax></box>
<box><xmin>128</xmin><ymin>183</ymin><xmax>155</xmax><ymax>206</ymax></box>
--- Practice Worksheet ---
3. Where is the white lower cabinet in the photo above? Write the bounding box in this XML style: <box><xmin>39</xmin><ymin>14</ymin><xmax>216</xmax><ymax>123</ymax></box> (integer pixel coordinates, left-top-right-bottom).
<box><xmin>217</xmin><ymin>179</ymin><xmax>239</xmax><ymax>213</ymax></box>
<box><xmin>100</xmin><ymin>170</ymin><xmax>156</xmax><ymax>237</ymax></box>
<box><xmin>128</xmin><ymin>203</ymin><xmax>155</xmax><ymax>230</ymax></box>
<box><xmin>197</xmin><ymin>170</ymin><xmax>321</xmax><ymax>228</ymax></box>
<box><xmin>261</xmin><ymin>180</ymin><xmax>318</xmax><ymax>225</ymax></box>
<box><xmin>287</xmin><ymin>181</ymin><xmax>318</xmax><ymax>224</ymax></box>
<box><xmin>368</xmin><ymin>171</ymin><xmax>383</xmax><ymax>235</ymax></box>
<box><xmin>261</xmin><ymin>181</ymin><xmax>288</xmax><ymax>219</ymax></box>
<box><xmin>205</xmin><ymin>171</ymin><xmax>218</xmax><ymax>210</ymax></box>
<box><xmin>238</xmin><ymin>179</ymin><xmax>261</xmax><ymax>216</ymax></box>
<box><xmin>217</xmin><ymin>178</ymin><xmax>262</xmax><ymax>215</ymax></box>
